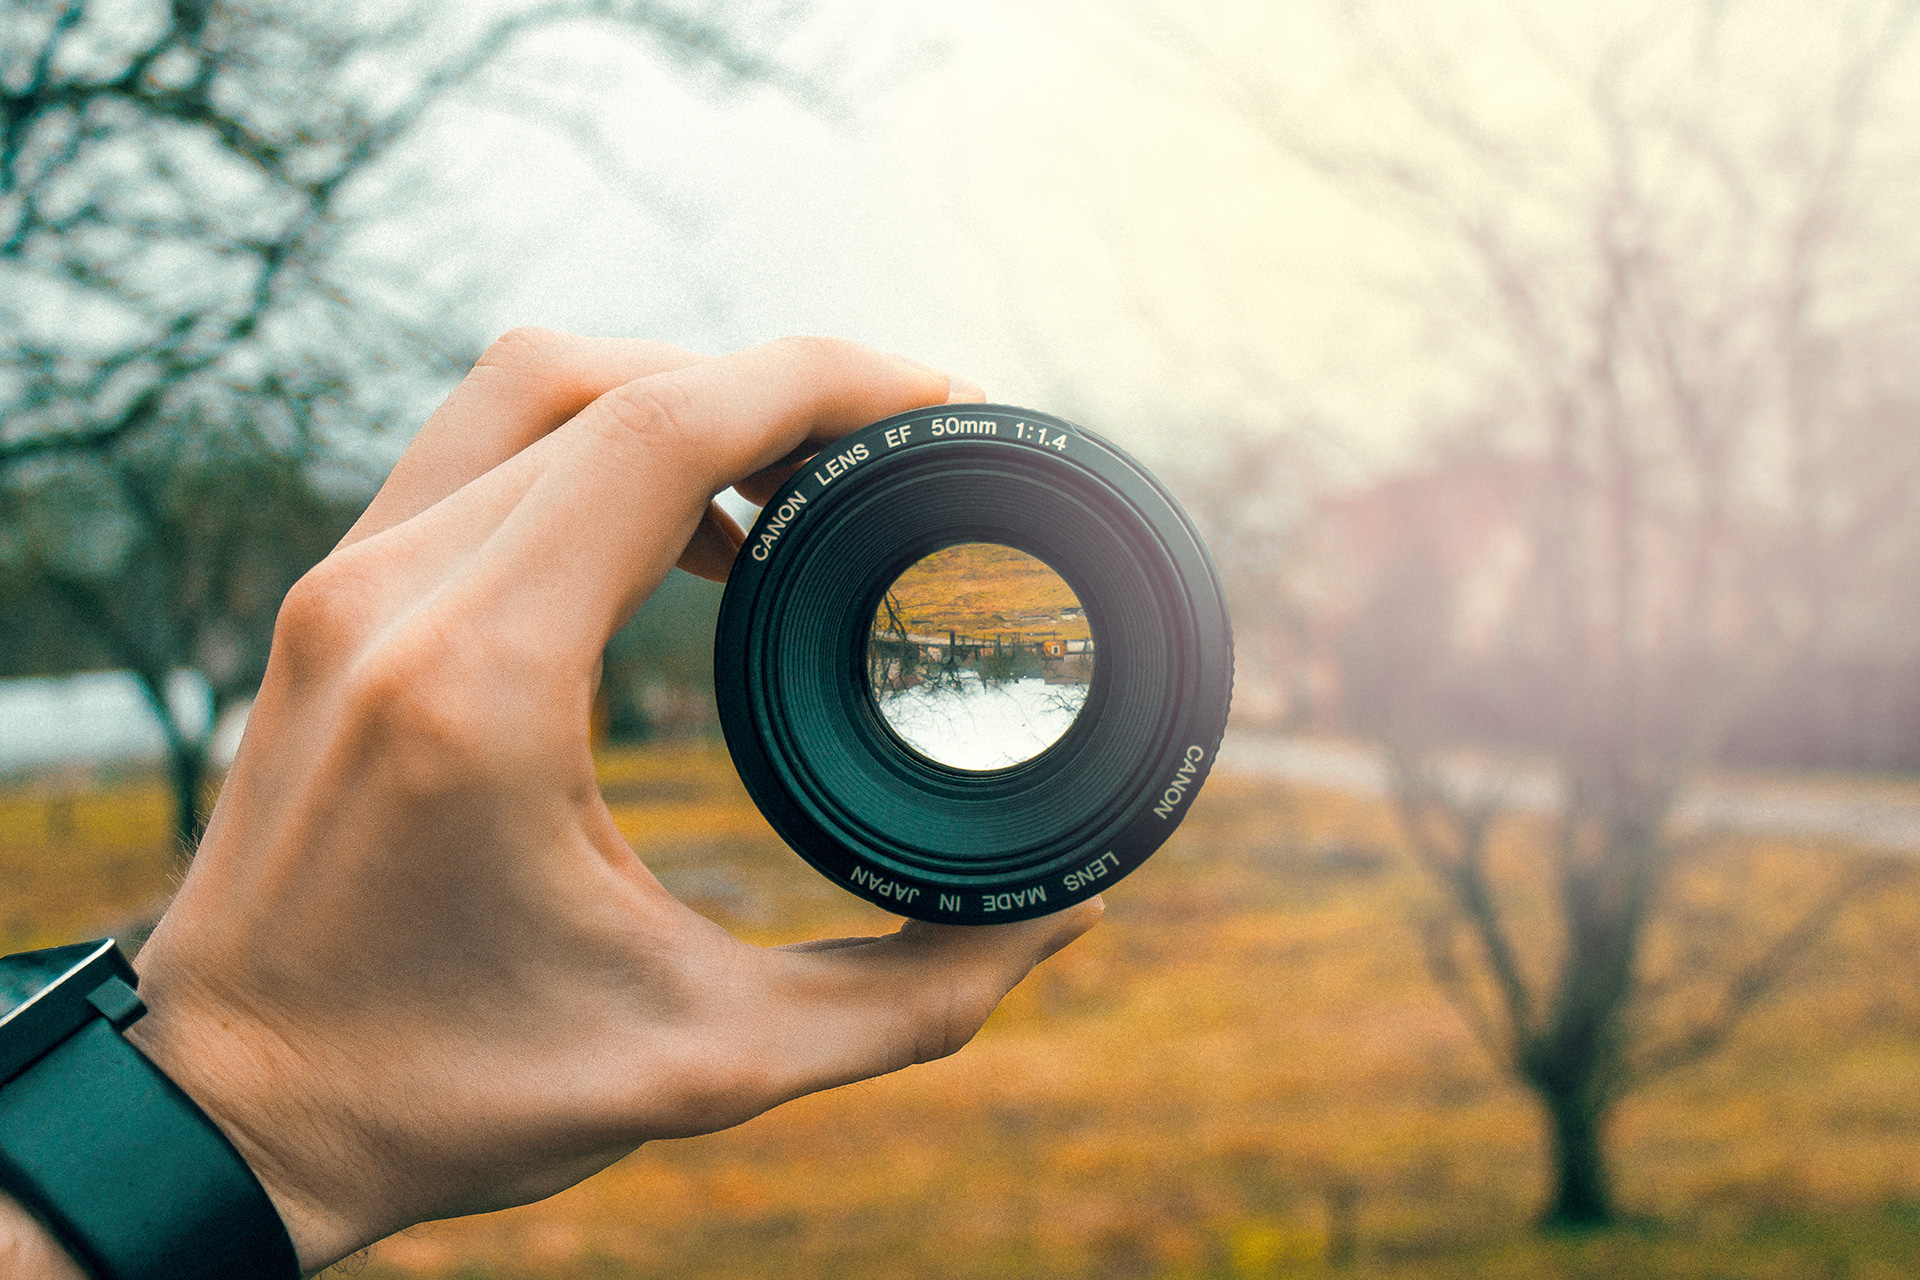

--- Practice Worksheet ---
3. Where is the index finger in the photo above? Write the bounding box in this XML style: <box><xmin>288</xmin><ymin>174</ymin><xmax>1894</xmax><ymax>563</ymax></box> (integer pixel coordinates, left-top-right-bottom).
<box><xmin>472</xmin><ymin>336</ymin><xmax>955</xmax><ymax>658</ymax></box>
<box><xmin>731</xmin><ymin>368</ymin><xmax>986</xmax><ymax>508</ymax></box>
<box><xmin>343</xmin><ymin>331</ymin><xmax>707</xmax><ymax>547</ymax></box>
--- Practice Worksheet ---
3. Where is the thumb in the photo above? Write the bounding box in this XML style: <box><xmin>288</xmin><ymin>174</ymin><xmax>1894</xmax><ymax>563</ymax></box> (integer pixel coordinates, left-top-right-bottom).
<box><xmin>754</xmin><ymin>899</ymin><xmax>1103</xmax><ymax>1104</ymax></box>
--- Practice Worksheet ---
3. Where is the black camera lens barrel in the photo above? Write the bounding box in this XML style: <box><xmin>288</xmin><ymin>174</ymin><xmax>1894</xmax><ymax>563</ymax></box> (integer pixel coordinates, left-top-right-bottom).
<box><xmin>714</xmin><ymin>404</ymin><xmax>1232</xmax><ymax>924</ymax></box>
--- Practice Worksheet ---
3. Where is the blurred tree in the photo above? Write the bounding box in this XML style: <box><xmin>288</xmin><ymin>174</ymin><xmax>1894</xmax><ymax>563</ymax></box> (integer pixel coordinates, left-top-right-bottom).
<box><xmin>0</xmin><ymin>0</ymin><xmax>856</xmax><ymax>845</ymax></box>
<box><xmin>0</xmin><ymin>427</ymin><xmax>367</xmax><ymax>831</ymax></box>
<box><xmin>601</xmin><ymin>567</ymin><xmax>722</xmax><ymax>741</ymax></box>
<box><xmin>1333</xmin><ymin>3</ymin><xmax>1920</xmax><ymax>1227</ymax></box>
<box><xmin>1146</xmin><ymin>0</ymin><xmax>1920</xmax><ymax>1227</ymax></box>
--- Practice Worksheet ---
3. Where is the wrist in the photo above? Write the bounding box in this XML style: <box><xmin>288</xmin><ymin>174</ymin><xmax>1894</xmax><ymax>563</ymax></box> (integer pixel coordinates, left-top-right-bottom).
<box><xmin>0</xmin><ymin>1190</ymin><xmax>87</xmax><ymax>1280</ymax></box>
<box><xmin>122</xmin><ymin>964</ymin><xmax>354</xmax><ymax>1277</ymax></box>
<box><xmin>1</xmin><ymin>936</ymin><xmax>303</xmax><ymax>1279</ymax></box>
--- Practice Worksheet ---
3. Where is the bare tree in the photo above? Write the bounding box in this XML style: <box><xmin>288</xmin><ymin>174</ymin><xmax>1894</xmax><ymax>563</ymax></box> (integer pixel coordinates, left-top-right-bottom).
<box><xmin>1141</xmin><ymin>0</ymin><xmax>1920</xmax><ymax>1225</ymax></box>
<box><xmin>0</xmin><ymin>0</ymin><xmax>861</xmax><ymax>844</ymax></box>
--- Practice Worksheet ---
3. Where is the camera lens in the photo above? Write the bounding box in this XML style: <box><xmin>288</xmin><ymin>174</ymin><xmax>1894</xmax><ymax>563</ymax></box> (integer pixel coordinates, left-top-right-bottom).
<box><xmin>866</xmin><ymin>543</ymin><xmax>1095</xmax><ymax>771</ymax></box>
<box><xmin>714</xmin><ymin>405</ymin><xmax>1232</xmax><ymax>924</ymax></box>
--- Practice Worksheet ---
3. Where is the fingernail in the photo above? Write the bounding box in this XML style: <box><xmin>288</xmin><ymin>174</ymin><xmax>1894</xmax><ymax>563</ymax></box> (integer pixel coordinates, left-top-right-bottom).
<box><xmin>1038</xmin><ymin>897</ymin><xmax>1103</xmax><ymax>961</ymax></box>
<box><xmin>888</xmin><ymin>352</ymin><xmax>973</xmax><ymax>400</ymax></box>
<box><xmin>944</xmin><ymin>373</ymin><xmax>986</xmax><ymax>404</ymax></box>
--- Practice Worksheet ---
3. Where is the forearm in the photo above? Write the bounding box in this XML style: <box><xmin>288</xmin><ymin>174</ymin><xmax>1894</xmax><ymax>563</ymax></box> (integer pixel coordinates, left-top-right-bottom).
<box><xmin>0</xmin><ymin>1191</ymin><xmax>86</xmax><ymax>1280</ymax></box>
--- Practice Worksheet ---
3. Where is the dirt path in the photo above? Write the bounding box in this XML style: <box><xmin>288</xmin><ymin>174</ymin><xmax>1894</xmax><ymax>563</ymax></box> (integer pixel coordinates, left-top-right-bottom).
<box><xmin>1216</xmin><ymin>730</ymin><xmax>1920</xmax><ymax>854</ymax></box>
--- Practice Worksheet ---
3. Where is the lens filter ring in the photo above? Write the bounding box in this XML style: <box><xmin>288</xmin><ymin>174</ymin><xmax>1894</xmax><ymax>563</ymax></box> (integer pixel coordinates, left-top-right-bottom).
<box><xmin>714</xmin><ymin>405</ymin><xmax>1233</xmax><ymax>923</ymax></box>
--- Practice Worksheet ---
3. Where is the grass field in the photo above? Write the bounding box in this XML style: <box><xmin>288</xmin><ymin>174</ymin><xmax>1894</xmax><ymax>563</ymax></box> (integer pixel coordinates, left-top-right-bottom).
<box><xmin>881</xmin><ymin>543</ymin><xmax>1094</xmax><ymax>643</ymax></box>
<box><xmin>5</xmin><ymin>742</ymin><xmax>1920</xmax><ymax>1278</ymax></box>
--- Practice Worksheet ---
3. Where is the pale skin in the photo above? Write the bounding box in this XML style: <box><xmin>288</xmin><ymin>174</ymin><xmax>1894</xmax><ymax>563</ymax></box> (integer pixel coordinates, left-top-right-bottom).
<box><xmin>0</xmin><ymin>332</ymin><xmax>1101</xmax><ymax>1277</ymax></box>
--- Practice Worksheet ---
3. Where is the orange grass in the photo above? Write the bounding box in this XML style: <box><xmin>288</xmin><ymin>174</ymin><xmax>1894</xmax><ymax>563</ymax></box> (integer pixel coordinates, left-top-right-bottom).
<box><xmin>882</xmin><ymin>543</ymin><xmax>1094</xmax><ymax>643</ymax></box>
<box><xmin>5</xmin><ymin>743</ymin><xmax>1920</xmax><ymax>1278</ymax></box>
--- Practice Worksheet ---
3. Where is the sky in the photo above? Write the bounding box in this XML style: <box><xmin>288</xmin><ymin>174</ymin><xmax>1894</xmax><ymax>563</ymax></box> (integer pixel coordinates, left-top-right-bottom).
<box><xmin>381</xmin><ymin>0</ymin><xmax>1920</xmax><ymax>484</ymax></box>
<box><xmin>356</xmin><ymin>0</ymin><xmax>1462</xmax><ymax>475</ymax></box>
<box><xmin>9</xmin><ymin>0</ymin><xmax>1920</xmax><ymax>769</ymax></box>
<box><xmin>338</xmin><ymin>0</ymin><xmax>1920</xmax><ymax>479</ymax></box>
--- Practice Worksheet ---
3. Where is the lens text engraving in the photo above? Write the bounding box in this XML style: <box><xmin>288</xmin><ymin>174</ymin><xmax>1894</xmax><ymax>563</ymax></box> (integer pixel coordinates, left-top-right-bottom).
<box><xmin>847</xmin><ymin>865</ymin><xmax>921</xmax><ymax>905</ymax></box>
<box><xmin>749</xmin><ymin>489</ymin><xmax>810</xmax><ymax>562</ymax></box>
<box><xmin>1152</xmin><ymin>744</ymin><xmax>1208</xmax><ymax>819</ymax></box>
<box><xmin>1062</xmin><ymin>850</ymin><xmax>1120</xmax><ymax>892</ymax></box>
<box><xmin>811</xmin><ymin>441</ymin><xmax>870</xmax><ymax>487</ymax></box>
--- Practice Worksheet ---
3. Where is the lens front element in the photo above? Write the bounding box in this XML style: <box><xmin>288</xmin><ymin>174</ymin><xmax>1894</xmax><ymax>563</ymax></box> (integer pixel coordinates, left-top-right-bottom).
<box><xmin>866</xmin><ymin>543</ymin><xmax>1095</xmax><ymax>771</ymax></box>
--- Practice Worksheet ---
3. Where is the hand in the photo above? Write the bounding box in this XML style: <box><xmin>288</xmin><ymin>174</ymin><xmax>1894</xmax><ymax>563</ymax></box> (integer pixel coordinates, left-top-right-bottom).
<box><xmin>103</xmin><ymin>332</ymin><xmax>1099</xmax><ymax>1273</ymax></box>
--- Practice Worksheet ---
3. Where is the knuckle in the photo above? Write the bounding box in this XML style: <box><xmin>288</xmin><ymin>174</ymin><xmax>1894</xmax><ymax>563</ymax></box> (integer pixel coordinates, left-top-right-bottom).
<box><xmin>659</xmin><ymin>1051</ymin><xmax>773</xmax><ymax>1134</ymax></box>
<box><xmin>768</xmin><ymin>333</ymin><xmax>857</xmax><ymax>367</ymax></box>
<box><xmin>270</xmin><ymin>549</ymin><xmax>574</xmax><ymax>801</ymax></box>
<box><xmin>596</xmin><ymin>377</ymin><xmax>704</xmax><ymax>458</ymax></box>
<box><xmin>915</xmin><ymin>974</ymin><xmax>1006</xmax><ymax>1064</ymax></box>
<box><xmin>271</xmin><ymin>555</ymin><xmax>377</xmax><ymax>679</ymax></box>
<box><xmin>336</xmin><ymin>620</ymin><xmax>513</xmax><ymax>791</ymax></box>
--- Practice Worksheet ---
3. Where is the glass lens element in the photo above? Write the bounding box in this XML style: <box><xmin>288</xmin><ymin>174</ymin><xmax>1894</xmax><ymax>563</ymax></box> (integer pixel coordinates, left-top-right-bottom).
<box><xmin>866</xmin><ymin>543</ymin><xmax>1095</xmax><ymax>770</ymax></box>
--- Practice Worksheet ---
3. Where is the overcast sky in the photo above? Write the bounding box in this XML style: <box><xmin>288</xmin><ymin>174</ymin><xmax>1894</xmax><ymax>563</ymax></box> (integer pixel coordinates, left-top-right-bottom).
<box><xmin>11</xmin><ymin>0</ymin><xmax>1919</xmax><ymax>763</ymax></box>
<box><xmin>346</xmin><ymin>0</ymin><xmax>1435</xmax><ymax>474</ymax></box>
<box><xmin>352</xmin><ymin>0</ymin><xmax>1920</xmax><ymax>475</ymax></box>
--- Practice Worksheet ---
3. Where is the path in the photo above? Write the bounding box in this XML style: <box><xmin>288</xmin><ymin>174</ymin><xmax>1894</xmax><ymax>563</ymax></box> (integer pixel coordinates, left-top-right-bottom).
<box><xmin>1216</xmin><ymin>730</ymin><xmax>1920</xmax><ymax>855</ymax></box>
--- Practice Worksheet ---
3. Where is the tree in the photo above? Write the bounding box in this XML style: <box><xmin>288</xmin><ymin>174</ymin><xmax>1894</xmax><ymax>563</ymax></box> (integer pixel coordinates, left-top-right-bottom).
<box><xmin>600</xmin><ymin>567</ymin><xmax>724</xmax><ymax>741</ymax></box>
<box><xmin>0</xmin><ymin>0</ymin><xmax>852</xmax><ymax>844</ymax></box>
<box><xmin>1340</xmin><ymin>3</ymin><xmax>1920</xmax><ymax>1226</ymax></box>
<box><xmin>1</xmin><ymin>425</ymin><xmax>369</xmax><ymax>840</ymax></box>
<box><xmin>1150</xmin><ymin>0</ymin><xmax>1920</xmax><ymax>1225</ymax></box>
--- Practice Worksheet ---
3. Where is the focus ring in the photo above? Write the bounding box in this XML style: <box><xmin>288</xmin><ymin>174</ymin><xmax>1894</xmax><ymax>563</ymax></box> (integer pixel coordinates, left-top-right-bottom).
<box><xmin>715</xmin><ymin>406</ymin><xmax>1232</xmax><ymax>923</ymax></box>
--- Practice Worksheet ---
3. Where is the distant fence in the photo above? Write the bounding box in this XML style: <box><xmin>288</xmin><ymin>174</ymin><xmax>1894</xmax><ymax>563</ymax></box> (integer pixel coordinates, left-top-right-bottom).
<box><xmin>867</xmin><ymin>631</ymin><xmax>1094</xmax><ymax>695</ymax></box>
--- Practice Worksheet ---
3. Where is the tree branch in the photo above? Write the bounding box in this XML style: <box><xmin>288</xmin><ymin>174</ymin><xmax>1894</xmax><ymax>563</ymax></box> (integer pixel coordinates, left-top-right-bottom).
<box><xmin>1387</xmin><ymin>746</ymin><xmax>1538</xmax><ymax>1044</ymax></box>
<box><xmin>1632</xmin><ymin>857</ymin><xmax>1899</xmax><ymax>1082</ymax></box>
<box><xmin>1415</xmin><ymin>910</ymin><xmax>1514</xmax><ymax>1063</ymax></box>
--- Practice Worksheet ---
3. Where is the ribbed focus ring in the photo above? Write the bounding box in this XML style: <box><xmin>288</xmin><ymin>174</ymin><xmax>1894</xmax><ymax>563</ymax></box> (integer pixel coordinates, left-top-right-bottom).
<box><xmin>715</xmin><ymin>406</ymin><xmax>1232</xmax><ymax>923</ymax></box>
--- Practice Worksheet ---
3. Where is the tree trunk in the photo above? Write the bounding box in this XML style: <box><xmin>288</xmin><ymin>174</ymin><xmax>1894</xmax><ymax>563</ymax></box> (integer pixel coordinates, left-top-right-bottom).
<box><xmin>166</xmin><ymin>737</ymin><xmax>210</xmax><ymax>850</ymax></box>
<box><xmin>1539</xmin><ymin>1089</ymin><xmax>1613</xmax><ymax>1228</ymax></box>
<box><xmin>133</xmin><ymin>669</ymin><xmax>210</xmax><ymax>850</ymax></box>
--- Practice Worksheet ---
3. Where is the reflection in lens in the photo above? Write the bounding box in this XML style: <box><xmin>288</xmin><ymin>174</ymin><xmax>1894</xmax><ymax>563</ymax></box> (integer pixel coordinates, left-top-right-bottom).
<box><xmin>866</xmin><ymin>543</ymin><xmax>1094</xmax><ymax>770</ymax></box>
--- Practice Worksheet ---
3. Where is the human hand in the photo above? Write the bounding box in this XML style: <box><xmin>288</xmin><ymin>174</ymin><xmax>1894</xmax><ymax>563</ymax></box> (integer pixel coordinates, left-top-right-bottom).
<box><xmin>106</xmin><ymin>332</ymin><xmax>1100</xmax><ymax>1273</ymax></box>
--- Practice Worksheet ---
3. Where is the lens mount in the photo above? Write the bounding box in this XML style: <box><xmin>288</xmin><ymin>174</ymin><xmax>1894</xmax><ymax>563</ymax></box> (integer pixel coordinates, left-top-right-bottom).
<box><xmin>714</xmin><ymin>405</ymin><xmax>1232</xmax><ymax>923</ymax></box>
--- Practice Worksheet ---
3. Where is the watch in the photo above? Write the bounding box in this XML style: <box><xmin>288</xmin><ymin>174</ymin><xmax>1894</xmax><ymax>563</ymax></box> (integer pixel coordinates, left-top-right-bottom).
<box><xmin>0</xmin><ymin>939</ymin><xmax>300</xmax><ymax>1280</ymax></box>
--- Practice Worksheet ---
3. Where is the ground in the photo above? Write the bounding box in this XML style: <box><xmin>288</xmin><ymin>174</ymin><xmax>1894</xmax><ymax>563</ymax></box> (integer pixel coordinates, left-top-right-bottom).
<box><xmin>4</xmin><ymin>742</ymin><xmax>1919</xmax><ymax>1279</ymax></box>
<box><xmin>881</xmin><ymin>543</ymin><xmax>1094</xmax><ymax>644</ymax></box>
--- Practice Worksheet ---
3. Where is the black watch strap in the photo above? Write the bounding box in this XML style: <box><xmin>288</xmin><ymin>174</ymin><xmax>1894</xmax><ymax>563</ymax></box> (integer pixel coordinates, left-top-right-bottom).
<box><xmin>0</xmin><ymin>996</ymin><xmax>300</xmax><ymax>1280</ymax></box>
